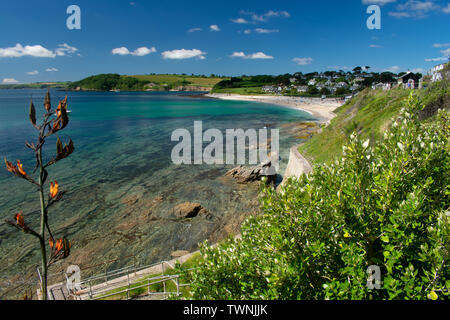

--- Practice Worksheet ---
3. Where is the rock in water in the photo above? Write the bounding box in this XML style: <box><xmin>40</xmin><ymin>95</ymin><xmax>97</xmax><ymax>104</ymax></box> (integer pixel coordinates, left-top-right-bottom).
<box><xmin>224</xmin><ymin>161</ymin><xmax>277</xmax><ymax>184</ymax></box>
<box><xmin>173</xmin><ymin>202</ymin><xmax>209</xmax><ymax>219</ymax></box>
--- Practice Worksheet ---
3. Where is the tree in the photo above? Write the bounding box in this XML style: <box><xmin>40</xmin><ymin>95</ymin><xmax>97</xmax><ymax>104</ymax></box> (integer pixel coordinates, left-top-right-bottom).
<box><xmin>320</xmin><ymin>87</ymin><xmax>331</xmax><ymax>96</ymax></box>
<box><xmin>335</xmin><ymin>87</ymin><xmax>350</xmax><ymax>96</ymax></box>
<box><xmin>4</xmin><ymin>90</ymin><xmax>74</xmax><ymax>300</ymax></box>
<box><xmin>190</xmin><ymin>93</ymin><xmax>449</xmax><ymax>300</ymax></box>
<box><xmin>307</xmin><ymin>85</ymin><xmax>319</xmax><ymax>96</ymax></box>
<box><xmin>353</xmin><ymin>66</ymin><xmax>363</xmax><ymax>74</ymax></box>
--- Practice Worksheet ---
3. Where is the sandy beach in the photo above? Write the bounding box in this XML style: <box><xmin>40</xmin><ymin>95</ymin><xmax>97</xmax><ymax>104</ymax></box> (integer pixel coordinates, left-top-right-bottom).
<box><xmin>205</xmin><ymin>93</ymin><xmax>343</xmax><ymax>123</ymax></box>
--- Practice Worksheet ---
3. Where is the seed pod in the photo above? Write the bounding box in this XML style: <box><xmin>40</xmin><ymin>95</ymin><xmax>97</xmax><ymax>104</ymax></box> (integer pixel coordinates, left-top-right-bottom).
<box><xmin>29</xmin><ymin>99</ymin><xmax>36</xmax><ymax>126</ymax></box>
<box><xmin>44</xmin><ymin>89</ymin><xmax>51</xmax><ymax>112</ymax></box>
<box><xmin>56</xmin><ymin>137</ymin><xmax>63</xmax><ymax>155</ymax></box>
<box><xmin>60</xmin><ymin>103</ymin><xmax>69</xmax><ymax>130</ymax></box>
<box><xmin>62</xmin><ymin>237</ymin><xmax>71</xmax><ymax>258</ymax></box>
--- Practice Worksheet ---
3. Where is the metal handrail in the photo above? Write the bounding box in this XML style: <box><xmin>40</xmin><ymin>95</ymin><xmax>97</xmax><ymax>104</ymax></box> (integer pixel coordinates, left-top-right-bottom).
<box><xmin>41</xmin><ymin>255</ymin><xmax>197</xmax><ymax>300</ymax></box>
<box><xmin>88</xmin><ymin>274</ymin><xmax>182</xmax><ymax>300</ymax></box>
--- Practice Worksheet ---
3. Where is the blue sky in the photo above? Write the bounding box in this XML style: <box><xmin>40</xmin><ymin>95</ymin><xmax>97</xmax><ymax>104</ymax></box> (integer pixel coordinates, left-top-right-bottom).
<box><xmin>0</xmin><ymin>0</ymin><xmax>449</xmax><ymax>83</ymax></box>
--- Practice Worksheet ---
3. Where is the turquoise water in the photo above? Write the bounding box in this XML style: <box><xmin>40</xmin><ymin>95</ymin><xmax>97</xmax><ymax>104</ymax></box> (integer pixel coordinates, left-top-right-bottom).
<box><xmin>0</xmin><ymin>89</ymin><xmax>314</xmax><ymax>297</ymax></box>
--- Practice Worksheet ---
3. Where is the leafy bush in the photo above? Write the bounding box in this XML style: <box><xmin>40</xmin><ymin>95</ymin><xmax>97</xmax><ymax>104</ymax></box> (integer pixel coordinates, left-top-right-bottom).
<box><xmin>68</xmin><ymin>73</ymin><xmax>151</xmax><ymax>91</ymax></box>
<box><xmin>190</xmin><ymin>93</ymin><xmax>449</xmax><ymax>300</ymax></box>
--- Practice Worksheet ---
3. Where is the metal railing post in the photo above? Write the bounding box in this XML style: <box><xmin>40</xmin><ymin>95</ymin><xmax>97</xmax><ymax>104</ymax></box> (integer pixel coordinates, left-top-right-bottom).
<box><xmin>36</xmin><ymin>266</ymin><xmax>43</xmax><ymax>299</ymax></box>
<box><xmin>126</xmin><ymin>273</ymin><xmax>130</xmax><ymax>300</ymax></box>
<box><xmin>176</xmin><ymin>276</ymin><xmax>180</xmax><ymax>296</ymax></box>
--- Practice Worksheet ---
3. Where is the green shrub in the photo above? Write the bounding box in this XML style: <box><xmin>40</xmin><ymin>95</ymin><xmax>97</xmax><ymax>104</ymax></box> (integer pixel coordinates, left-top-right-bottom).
<box><xmin>190</xmin><ymin>93</ymin><xmax>449</xmax><ymax>300</ymax></box>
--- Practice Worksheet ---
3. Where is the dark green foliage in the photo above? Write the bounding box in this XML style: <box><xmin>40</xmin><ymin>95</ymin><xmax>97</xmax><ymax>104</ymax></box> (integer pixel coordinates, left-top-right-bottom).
<box><xmin>213</xmin><ymin>75</ymin><xmax>275</xmax><ymax>90</ymax></box>
<box><xmin>190</xmin><ymin>94</ymin><xmax>449</xmax><ymax>300</ymax></box>
<box><xmin>68</xmin><ymin>73</ymin><xmax>151</xmax><ymax>91</ymax></box>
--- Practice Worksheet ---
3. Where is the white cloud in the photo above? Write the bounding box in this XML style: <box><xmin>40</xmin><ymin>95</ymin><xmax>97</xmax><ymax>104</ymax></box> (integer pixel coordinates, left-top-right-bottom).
<box><xmin>243</xmin><ymin>29</ymin><xmax>252</xmax><ymax>34</ymax></box>
<box><xmin>425</xmin><ymin>57</ymin><xmax>448</xmax><ymax>62</ymax></box>
<box><xmin>231</xmin><ymin>52</ymin><xmax>246</xmax><ymax>58</ymax></box>
<box><xmin>112</xmin><ymin>46</ymin><xmax>156</xmax><ymax>56</ymax></box>
<box><xmin>254</xmin><ymin>28</ymin><xmax>279</xmax><ymax>33</ymax></box>
<box><xmin>162</xmin><ymin>49</ymin><xmax>206</xmax><ymax>60</ymax></box>
<box><xmin>112</xmin><ymin>47</ymin><xmax>130</xmax><ymax>55</ymax></box>
<box><xmin>26</xmin><ymin>70</ymin><xmax>39</xmax><ymax>75</ymax></box>
<box><xmin>0</xmin><ymin>43</ymin><xmax>56</xmax><ymax>58</ymax></box>
<box><xmin>231</xmin><ymin>18</ymin><xmax>249</xmax><ymax>24</ymax></box>
<box><xmin>210</xmin><ymin>25</ymin><xmax>220</xmax><ymax>31</ymax></box>
<box><xmin>241</xmin><ymin>10</ymin><xmax>290</xmax><ymax>22</ymax></box>
<box><xmin>133</xmin><ymin>47</ymin><xmax>156</xmax><ymax>56</ymax></box>
<box><xmin>369</xmin><ymin>44</ymin><xmax>384</xmax><ymax>48</ymax></box>
<box><xmin>188</xmin><ymin>27</ymin><xmax>202</xmax><ymax>33</ymax></box>
<box><xmin>389</xmin><ymin>0</ymin><xmax>440</xmax><ymax>18</ymax></box>
<box><xmin>292</xmin><ymin>57</ymin><xmax>313</xmax><ymax>65</ymax></box>
<box><xmin>2</xmin><ymin>78</ymin><xmax>19</xmax><ymax>84</ymax></box>
<box><xmin>362</xmin><ymin>0</ymin><xmax>397</xmax><ymax>5</ymax></box>
<box><xmin>55</xmin><ymin>43</ymin><xmax>78</xmax><ymax>56</ymax></box>
<box><xmin>0</xmin><ymin>43</ymin><xmax>79</xmax><ymax>58</ymax></box>
<box><xmin>443</xmin><ymin>3</ymin><xmax>450</xmax><ymax>13</ymax></box>
<box><xmin>46</xmin><ymin>67</ymin><xmax>58</xmax><ymax>72</ymax></box>
<box><xmin>433</xmin><ymin>43</ymin><xmax>450</xmax><ymax>48</ymax></box>
<box><xmin>385</xmin><ymin>65</ymin><xmax>401</xmax><ymax>72</ymax></box>
<box><xmin>231</xmin><ymin>51</ymin><xmax>273</xmax><ymax>59</ymax></box>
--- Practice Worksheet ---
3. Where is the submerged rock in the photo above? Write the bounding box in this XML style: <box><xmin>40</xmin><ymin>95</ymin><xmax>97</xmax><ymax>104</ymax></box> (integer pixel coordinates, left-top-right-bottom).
<box><xmin>173</xmin><ymin>202</ymin><xmax>209</xmax><ymax>219</ymax></box>
<box><xmin>224</xmin><ymin>161</ymin><xmax>277</xmax><ymax>184</ymax></box>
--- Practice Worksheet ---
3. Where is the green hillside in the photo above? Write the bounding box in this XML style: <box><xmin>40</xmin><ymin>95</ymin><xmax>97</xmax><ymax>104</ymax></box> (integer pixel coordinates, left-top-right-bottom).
<box><xmin>131</xmin><ymin>74</ymin><xmax>226</xmax><ymax>88</ymax></box>
<box><xmin>299</xmin><ymin>81</ymin><xmax>450</xmax><ymax>164</ymax></box>
<box><xmin>66</xmin><ymin>73</ymin><xmax>227</xmax><ymax>91</ymax></box>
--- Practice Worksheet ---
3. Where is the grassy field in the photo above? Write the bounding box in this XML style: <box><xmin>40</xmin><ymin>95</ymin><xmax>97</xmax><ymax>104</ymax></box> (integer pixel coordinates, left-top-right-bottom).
<box><xmin>211</xmin><ymin>86</ymin><xmax>264</xmax><ymax>94</ymax></box>
<box><xmin>131</xmin><ymin>74</ymin><xmax>227</xmax><ymax>88</ymax></box>
<box><xmin>299</xmin><ymin>82</ymin><xmax>449</xmax><ymax>164</ymax></box>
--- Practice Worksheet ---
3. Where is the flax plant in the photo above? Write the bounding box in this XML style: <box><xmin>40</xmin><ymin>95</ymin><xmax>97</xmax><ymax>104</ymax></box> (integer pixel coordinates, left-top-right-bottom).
<box><xmin>4</xmin><ymin>90</ymin><xmax>74</xmax><ymax>300</ymax></box>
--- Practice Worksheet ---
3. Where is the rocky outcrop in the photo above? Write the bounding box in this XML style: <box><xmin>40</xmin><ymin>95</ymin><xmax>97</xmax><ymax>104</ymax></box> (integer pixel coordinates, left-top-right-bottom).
<box><xmin>225</xmin><ymin>161</ymin><xmax>277</xmax><ymax>184</ymax></box>
<box><xmin>173</xmin><ymin>202</ymin><xmax>210</xmax><ymax>219</ymax></box>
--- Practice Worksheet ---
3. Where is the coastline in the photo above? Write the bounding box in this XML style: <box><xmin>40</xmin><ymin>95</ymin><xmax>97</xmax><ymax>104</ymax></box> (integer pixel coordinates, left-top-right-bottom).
<box><xmin>205</xmin><ymin>93</ymin><xmax>342</xmax><ymax>124</ymax></box>
<box><xmin>204</xmin><ymin>93</ymin><xmax>343</xmax><ymax>183</ymax></box>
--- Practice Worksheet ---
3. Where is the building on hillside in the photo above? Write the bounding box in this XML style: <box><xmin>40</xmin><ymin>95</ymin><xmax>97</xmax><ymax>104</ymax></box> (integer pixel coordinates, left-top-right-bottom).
<box><xmin>262</xmin><ymin>85</ymin><xmax>276</xmax><ymax>93</ymax></box>
<box><xmin>308</xmin><ymin>79</ymin><xmax>316</xmax><ymax>86</ymax></box>
<box><xmin>397</xmin><ymin>72</ymin><xmax>420</xmax><ymax>89</ymax></box>
<box><xmin>336</xmin><ymin>82</ymin><xmax>349</xmax><ymax>88</ymax></box>
<box><xmin>295</xmin><ymin>85</ymin><xmax>308</xmax><ymax>93</ymax></box>
<box><xmin>371</xmin><ymin>83</ymin><xmax>391</xmax><ymax>91</ymax></box>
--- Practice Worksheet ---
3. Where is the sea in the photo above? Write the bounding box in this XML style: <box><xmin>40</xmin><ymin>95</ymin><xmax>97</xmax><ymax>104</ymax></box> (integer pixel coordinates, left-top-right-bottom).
<box><xmin>0</xmin><ymin>89</ymin><xmax>315</xmax><ymax>298</ymax></box>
